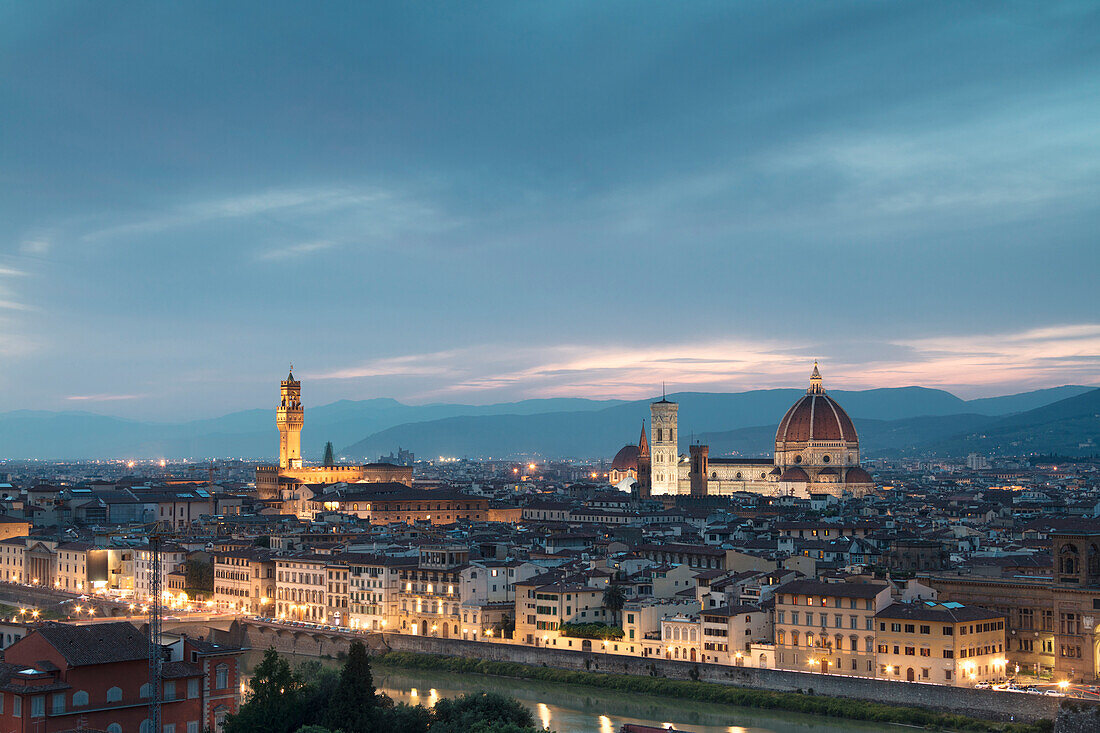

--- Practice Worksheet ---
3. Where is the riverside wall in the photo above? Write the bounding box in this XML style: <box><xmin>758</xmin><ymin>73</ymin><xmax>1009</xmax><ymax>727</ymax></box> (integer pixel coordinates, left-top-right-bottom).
<box><xmin>239</xmin><ymin>620</ymin><xmax>1090</xmax><ymax>723</ymax></box>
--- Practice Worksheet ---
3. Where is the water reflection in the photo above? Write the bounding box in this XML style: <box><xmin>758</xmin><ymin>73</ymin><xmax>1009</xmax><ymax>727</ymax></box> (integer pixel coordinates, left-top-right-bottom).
<box><xmin>242</xmin><ymin>651</ymin><xmax>886</xmax><ymax>733</ymax></box>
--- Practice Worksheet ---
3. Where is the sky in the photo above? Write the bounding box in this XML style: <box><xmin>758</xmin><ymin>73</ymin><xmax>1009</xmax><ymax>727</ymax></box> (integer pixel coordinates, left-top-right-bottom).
<box><xmin>1</xmin><ymin>1</ymin><xmax>1099</xmax><ymax>421</ymax></box>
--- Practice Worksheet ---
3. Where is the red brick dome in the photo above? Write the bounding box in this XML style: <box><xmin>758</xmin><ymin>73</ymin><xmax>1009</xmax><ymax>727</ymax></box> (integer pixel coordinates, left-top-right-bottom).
<box><xmin>845</xmin><ymin>466</ymin><xmax>873</xmax><ymax>484</ymax></box>
<box><xmin>779</xmin><ymin>466</ymin><xmax>810</xmax><ymax>482</ymax></box>
<box><xmin>611</xmin><ymin>444</ymin><xmax>640</xmax><ymax>471</ymax></box>
<box><xmin>775</xmin><ymin>373</ymin><xmax>857</xmax><ymax>445</ymax></box>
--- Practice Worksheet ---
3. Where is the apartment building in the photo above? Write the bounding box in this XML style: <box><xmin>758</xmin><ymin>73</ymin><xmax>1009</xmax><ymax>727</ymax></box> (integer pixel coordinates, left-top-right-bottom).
<box><xmin>347</xmin><ymin>554</ymin><xmax>409</xmax><ymax>631</ymax></box>
<box><xmin>774</xmin><ymin>579</ymin><xmax>892</xmax><ymax>677</ymax></box>
<box><xmin>397</xmin><ymin>545</ymin><xmax>469</xmax><ymax>637</ymax></box>
<box><xmin>275</xmin><ymin>555</ymin><xmax>329</xmax><ymax>622</ymax></box>
<box><xmin>875</xmin><ymin>602</ymin><xmax>1008</xmax><ymax>685</ymax></box>
<box><xmin>514</xmin><ymin>570</ymin><xmax>611</xmax><ymax>647</ymax></box>
<box><xmin>212</xmin><ymin>549</ymin><xmax>276</xmax><ymax>615</ymax></box>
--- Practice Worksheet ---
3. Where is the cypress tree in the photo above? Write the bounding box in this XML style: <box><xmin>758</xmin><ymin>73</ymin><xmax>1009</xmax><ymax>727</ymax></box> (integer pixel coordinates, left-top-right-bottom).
<box><xmin>323</xmin><ymin>640</ymin><xmax>378</xmax><ymax>732</ymax></box>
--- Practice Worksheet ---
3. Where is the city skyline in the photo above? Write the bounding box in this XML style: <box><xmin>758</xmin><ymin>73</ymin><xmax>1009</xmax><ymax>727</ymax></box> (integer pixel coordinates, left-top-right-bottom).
<box><xmin>2</xmin><ymin>2</ymin><xmax>1098</xmax><ymax>419</ymax></box>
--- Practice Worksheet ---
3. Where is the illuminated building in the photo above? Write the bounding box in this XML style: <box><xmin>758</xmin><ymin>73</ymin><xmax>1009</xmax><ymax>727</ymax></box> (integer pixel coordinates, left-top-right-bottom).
<box><xmin>255</xmin><ymin>369</ymin><xmax>412</xmax><ymax>502</ymax></box>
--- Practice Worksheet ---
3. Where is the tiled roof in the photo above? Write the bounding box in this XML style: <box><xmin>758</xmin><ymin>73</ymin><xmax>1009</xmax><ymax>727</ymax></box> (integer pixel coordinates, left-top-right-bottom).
<box><xmin>21</xmin><ymin>621</ymin><xmax>148</xmax><ymax>666</ymax></box>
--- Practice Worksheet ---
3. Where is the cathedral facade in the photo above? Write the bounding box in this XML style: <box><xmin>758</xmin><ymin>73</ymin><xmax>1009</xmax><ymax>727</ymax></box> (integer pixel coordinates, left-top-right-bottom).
<box><xmin>612</xmin><ymin>364</ymin><xmax>873</xmax><ymax>499</ymax></box>
<box><xmin>255</xmin><ymin>370</ymin><xmax>412</xmax><ymax>501</ymax></box>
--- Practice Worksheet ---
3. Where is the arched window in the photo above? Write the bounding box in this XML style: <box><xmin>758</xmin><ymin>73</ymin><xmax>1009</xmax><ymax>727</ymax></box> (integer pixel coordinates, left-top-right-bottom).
<box><xmin>139</xmin><ymin>721</ymin><xmax>153</xmax><ymax>733</ymax></box>
<box><xmin>215</xmin><ymin>663</ymin><xmax>229</xmax><ymax>689</ymax></box>
<box><xmin>73</xmin><ymin>690</ymin><xmax>89</xmax><ymax>706</ymax></box>
<box><xmin>1060</xmin><ymin>544</ymin><xmax>1079</xmax><ymax>575</ymax></box>
<box><xmin>107</xmin><ymin>725</ymin><xmax>122</xmax><ymax>733</ymax></box>
<box><xmin>106</xmin><ymin>687</ymin><xmax>121</xmax><ymax>702</ymax></box>
<box><xmin>139</xmin><ymin>683</ymin><xmax>152</xmax><ymax>699</ymax></box>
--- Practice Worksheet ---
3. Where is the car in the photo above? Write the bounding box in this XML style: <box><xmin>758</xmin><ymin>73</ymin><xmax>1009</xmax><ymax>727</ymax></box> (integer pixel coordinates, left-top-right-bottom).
<box><xmin>1043</xmin><ymin>690</ymin><xmax>1066</xmax><ymax>697</ymax></box>
<box><xmin>974</xmin><ymin>682</ymin><xmax>992</xmax><ymax>690</ymax></box>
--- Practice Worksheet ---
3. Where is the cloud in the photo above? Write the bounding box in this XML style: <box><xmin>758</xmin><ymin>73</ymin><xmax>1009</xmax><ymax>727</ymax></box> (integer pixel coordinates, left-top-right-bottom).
<box><xmin>80</xmin><ymin>186</ymin><xmax>447</xmax><ymax>251</ymax></box>
<box><xmin>19</xmin><ymin>239</ymin><xmax>50</xmax><ymax>255</ymax></box>
<box><xmin>312</xmin><ymin>324</ymin><xmax>1100</xmax><ymax>402</ymax></box>
<box><xmin>257</xmin><ymin>240</ymin><xmax>338</xmax><ymax>261</ymax></box>
<box><xmin>65</xmin><ymin>393</ymin><xmax>146</xmax><ymax>402</ymax></box>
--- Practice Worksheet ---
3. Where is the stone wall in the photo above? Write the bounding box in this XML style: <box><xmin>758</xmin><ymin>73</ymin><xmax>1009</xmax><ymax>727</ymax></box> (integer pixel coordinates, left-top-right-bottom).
<box><xmin>238</xmin><ymin>620</ymin><xmax>1088</xmax><ymax>724</ymax></box>
<box><xmin>1055</xmin><ymin>704</ymin><xmax>1100</xmax><ymax>733</ymax></box>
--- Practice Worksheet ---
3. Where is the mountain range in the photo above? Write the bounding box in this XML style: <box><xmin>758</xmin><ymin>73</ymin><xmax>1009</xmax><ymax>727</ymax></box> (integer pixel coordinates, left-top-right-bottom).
<box><xmin>4</xmin><ymin>384</ymin><xmax>1092</xmax><ymax>461</ymax></box>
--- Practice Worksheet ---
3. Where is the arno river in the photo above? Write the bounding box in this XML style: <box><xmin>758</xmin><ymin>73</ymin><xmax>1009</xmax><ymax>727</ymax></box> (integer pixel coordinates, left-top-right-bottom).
<box><xmin>242</xmin><ymin>651</ymin><xmax>885</xmax><ymax>733</ymax></box>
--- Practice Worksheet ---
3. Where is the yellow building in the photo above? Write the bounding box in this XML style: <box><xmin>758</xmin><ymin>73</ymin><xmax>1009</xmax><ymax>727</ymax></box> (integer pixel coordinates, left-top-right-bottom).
<box><xmin>213</xmin><ymin>549</ymin><xmax>276</xmax><ymax>615</ymax></box>
<box><xmin>774</xmin><ymin>579</ymin><xmax>891</xmax><ymax>677</ymax></box>
<box><xmin>875</xmin><ymin>602</ymin><xmax>1008</xmax><ymax>686</ymax></box>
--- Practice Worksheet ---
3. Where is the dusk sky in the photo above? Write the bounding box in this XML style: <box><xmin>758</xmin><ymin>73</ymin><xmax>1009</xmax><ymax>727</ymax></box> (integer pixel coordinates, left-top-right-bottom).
<box><xmin>2</xmin><ymin>2</ymin><xmax>1098</xmax><ymax>420</ymax></box>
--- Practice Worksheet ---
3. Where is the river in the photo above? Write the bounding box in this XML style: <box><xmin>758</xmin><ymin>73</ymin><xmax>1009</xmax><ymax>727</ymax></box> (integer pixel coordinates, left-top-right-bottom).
<box><xmin>242</xmin><ymin>651</ymin><xmax>888</xmax><ymax>733</ymax></box>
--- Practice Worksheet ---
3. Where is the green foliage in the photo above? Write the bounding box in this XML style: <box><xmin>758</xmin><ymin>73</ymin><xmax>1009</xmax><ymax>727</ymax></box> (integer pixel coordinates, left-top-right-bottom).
<box><xmin>601</xmin><ymin>584</ymin><xmax>627</xmax><ymax>623</ymax></box>
<box><xmin>429</xmin><ymin>692</ymin><xmax>535</xmax><ymax>733</ymax></box>
<box><xmin>375</xmin><ymin>652</ymin><xmax>1049</xmax><ymax>733</ymax></box>
<box><xmin>383</xmin><ymin>703</ymin><xmax>433</xmax><ymax>733</ymax></box>
<box><xmin>323</xmin><ymin>640</ymin><xmax>380</xmax><ymax>732</ymax></box>
<box><xmin>557</xmin><ymin>622</ymin><xmax>624</xmax><ymax>640</ymax></box>
<box><xmin>232</xmin><ymin>647</ymin><xmax>548</xmax><ymax>733</ymax></box>
<box><xmin>225</xmin><ymin>647</ymin><xmax>307</xmax><ymax>733</ymax></box>
<box><xmin>185</xmin><ymin>557</ymin><xmax>214</xmax><ymax>591</ymax></box>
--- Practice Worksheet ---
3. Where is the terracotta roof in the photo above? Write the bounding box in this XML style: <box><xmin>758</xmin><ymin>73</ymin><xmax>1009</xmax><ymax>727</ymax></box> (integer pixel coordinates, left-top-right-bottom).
<box><xmin>611</xmin><ymin>444</ymin><xmax>641</xmax><ymax>471</ymax></box>
<box><xmin>778</xmin><ymin>467</ymin><xmax>810</xmax><ymax>482</ymax></box>
<box><xmin>775</xmin><ymin>372</ymin><xmax>857</xmax><ymax>445</ymax></box>
<box><xmin>13</xmin><ymin>622</ymin><xmax>147</xmax><ymax>667</ymax></box>
<box><xmin>776</xmin><ymin>579</ymin><xmax>888</xmax><ymax>599</ymax></box>
<box><xmin>845</xmin><ymin>467</ymin><xmax>873</xmax><ymax>484</ymax></box>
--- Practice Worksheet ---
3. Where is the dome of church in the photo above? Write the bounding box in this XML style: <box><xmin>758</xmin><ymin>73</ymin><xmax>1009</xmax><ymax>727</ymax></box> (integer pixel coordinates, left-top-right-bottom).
<box><xmin>611</xmin><ymin>444</ymin><xmax>640</xmax><ymax>471</ymax></box>
<box><xmin>845</xmin><ymin>467</ymin><xmax>873</xmax><ymax>484</ymax></box>
<box><xmin>779</xmin><ymin>466</ymin><xmax>810</xmax><ymax>482</ymax></box>
<box><xmin>775</xmin><ymin>364</ymin><xmax>857</xmax><ymax>445</ymax></box>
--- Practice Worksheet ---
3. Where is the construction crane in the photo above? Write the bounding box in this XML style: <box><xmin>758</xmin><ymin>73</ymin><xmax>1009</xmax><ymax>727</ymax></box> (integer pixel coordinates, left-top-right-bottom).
<box><xmin>96</xmin><ymin>521</ymin><xmax>170</xmax><ymax>731</ymax></box>
<box><xmin>146</xmin><ymin>521</ymin><xmax>169</xmax><ymax>733</ymax></box>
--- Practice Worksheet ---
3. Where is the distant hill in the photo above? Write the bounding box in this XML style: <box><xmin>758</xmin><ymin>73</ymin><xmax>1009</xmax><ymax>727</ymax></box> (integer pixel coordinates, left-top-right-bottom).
<box><xmin>921</xmin><ymin>388</ymin><xmax>1100</xmax><ymax>457</ymax></box>
<box><xmin>339</xmin><ymin>385</ymin><xmax>1097</xmax><ymax>461</ymax></box>
<box><xmin>1</xmin><ymin>385</ymin><xmax>1093</xmax><ymax>460</ymax></box>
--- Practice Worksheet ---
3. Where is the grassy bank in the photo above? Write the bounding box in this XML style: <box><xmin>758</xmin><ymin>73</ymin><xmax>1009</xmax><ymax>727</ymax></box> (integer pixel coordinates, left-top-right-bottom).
<box><xmin>375</xmin><ymin>651</ymin><xmax>1051</xmax><ymax>733</ymax></box>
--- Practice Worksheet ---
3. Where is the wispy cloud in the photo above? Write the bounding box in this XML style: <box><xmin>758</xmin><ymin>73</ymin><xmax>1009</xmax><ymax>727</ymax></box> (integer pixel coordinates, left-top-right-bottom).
<box><xmin>256</xmin><ymin>240</ymin><xmax>338</xmax><ymax>261</ymax></box>
<box><xmin>19</xmin><ymin>239</ymin><xmax>50</xmax><ymax>255</ymax></box>
<box><xmin>65</xmin><ymin>393</ymin><xmax>146</xmax><ymax>402</ymax></box>
<box><xmin>311</xmin><ymin>324</ymin><xmax>1100</xmax><ymax>402</ymax></box>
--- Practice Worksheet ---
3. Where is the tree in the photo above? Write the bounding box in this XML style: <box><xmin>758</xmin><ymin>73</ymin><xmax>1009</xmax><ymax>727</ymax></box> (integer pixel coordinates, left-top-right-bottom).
<box><xmin>225</xmin><ymin>647</ymin><xmax>307</xmax><ymax>733</ymax></box>
<box><xmin>383</xmin><ymin>703</ymin><xmax>433</xmax><ymax>733</ymax></box>
<box><xmin>429</xmin><ymin>692</ymin><xmax>536</xmax><ymax>733</ymax></box>
<box><xmin>323</xmin><ymin>441</ymin><xmax>336</xmax><ymax>467</ymax></box>
<box><xmin>322</xmin><ymin>640</ymin><xmax>379</xmax><ymax>732</ymax></box>
<box><xmin>602</xmin><ymin>584</ymin><xmax>627</xmax><ymax>625</ymax></box>
<box><xmin>185</xmin><ymin>558</ymin><xmax>214</xmax><ymax>591</ymax></box>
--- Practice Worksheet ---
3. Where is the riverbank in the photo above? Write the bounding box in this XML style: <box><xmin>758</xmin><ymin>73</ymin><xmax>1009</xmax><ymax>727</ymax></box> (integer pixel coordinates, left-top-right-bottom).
<box><xmin>374</xmin><ymin>651</ymin><xmax>1051</xmax><ymax>733</ymax></box>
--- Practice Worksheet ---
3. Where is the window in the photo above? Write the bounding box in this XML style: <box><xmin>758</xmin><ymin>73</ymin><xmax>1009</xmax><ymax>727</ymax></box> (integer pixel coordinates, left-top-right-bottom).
<box><xmin>164</xmin><ymin>681</ymin><xmax>176</xmax><ymax>701</ymax></box>
<box><xmin>12</xmin><ymin>695</ymin><xmax>20</xmax><ymax>718</ymax></box>
<box><xmin>164</xmin><ymin>725</ymin><xmax>176</xmax><ymax>733</ymax></box>
<box><xmin>31</xmin><ymin>695</ymin><xmax>44</xmax><ymax>717</ymax></box>
<box><xmin>107</xmin><ymin>687</ymin><xmax>122</xmax><ymax>702</ymax></box>
<box><xmin>187</xmin><ymin>723</ymin><xmax>200</xmax><ymax>733</ymax></box>
<box><xmin>140</xmin><ymin>683</ymin><xmax>152</xmax><ymax>699</ymax></box>
<box><xmin>108</xmin><ymin>725</ymin><xmax>122</xmax><ymax>733</ymax></box>
<box><xmin>140</xmin><ymin>721</ymin><xmax>153</xmax><ymax>733</ymax></box>
<box><xmin>51</xmin><ymin>693</ymin><xmax>65</xmax><ymax>714</ymax></box>
<box><xmin>216</xmin><ymin>663</ymin><xmax>229</xmax><ymax>689</ymax></box>
<box><xmin>188</xmin><ymin>678</ymin><xmax>200</xmax><ymax>699</ymax></box>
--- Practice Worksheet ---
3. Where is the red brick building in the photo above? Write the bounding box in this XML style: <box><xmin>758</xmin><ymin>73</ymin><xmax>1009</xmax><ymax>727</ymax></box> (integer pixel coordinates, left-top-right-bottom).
<box><xmin>0</xmin><ymin>621</ymin><xmax>242</xmax><ymax>732</ymax></box>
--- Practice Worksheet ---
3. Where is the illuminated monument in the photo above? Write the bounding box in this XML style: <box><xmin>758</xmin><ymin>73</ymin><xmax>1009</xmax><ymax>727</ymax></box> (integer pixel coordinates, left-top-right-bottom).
<box><xmin>256</xmin><ymin>368</ymin><xmax>412</xmax><ymax>501</ymax></box>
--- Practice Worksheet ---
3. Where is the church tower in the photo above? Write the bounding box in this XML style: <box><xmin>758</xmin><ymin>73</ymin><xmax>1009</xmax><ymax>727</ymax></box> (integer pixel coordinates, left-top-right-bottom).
<box><xmin>650</xmin><ymin>395</ymin><xmax>679</xmax><ymax>494</ymax></box>
<box><xmin>276</xmin><ymin>368</ymin><xmax>304</xmax><ymax>469</ymax></box>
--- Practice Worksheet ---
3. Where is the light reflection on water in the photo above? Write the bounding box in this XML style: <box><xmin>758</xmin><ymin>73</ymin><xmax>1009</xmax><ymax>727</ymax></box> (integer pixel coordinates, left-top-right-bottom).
<box><xmin>243</xmin><ymin>651</ymin><xmax>886</xmax><ymax>733</ymax></box>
